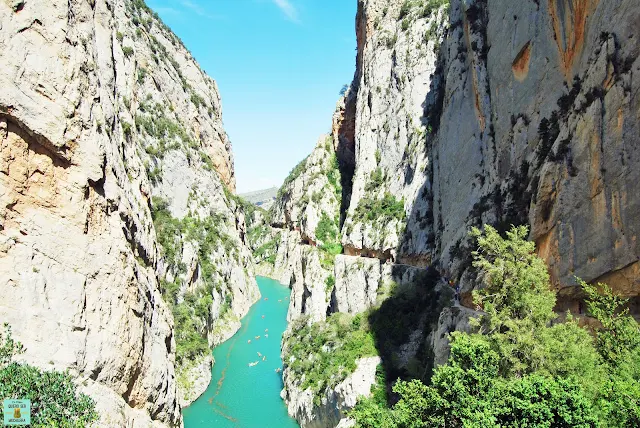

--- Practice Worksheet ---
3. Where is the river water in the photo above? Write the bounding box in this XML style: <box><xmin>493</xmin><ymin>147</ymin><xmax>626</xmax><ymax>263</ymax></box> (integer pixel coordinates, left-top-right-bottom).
<box><xmin>183</xmin><ymin>276</ymin><xmax>300</xmax><ymax>428</ymax></box>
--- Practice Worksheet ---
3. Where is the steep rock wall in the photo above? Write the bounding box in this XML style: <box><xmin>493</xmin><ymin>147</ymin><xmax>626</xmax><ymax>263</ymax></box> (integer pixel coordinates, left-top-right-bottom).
<box><xmin>0</xmin><ymin>0</ymin><xmax>257</xmax><ymax>425</ymax></box>
<box><xmin>276</xmin><ymin>0</ymin><xmax>639</xmax><ymax>426</ymax></box>
<box><xmin>428</xmin><ymin>0</ymin><xmax>639</xmax><ymax>307</ymax></box>
<box><xmin>268</xmin><ymin>136</ymin><xmax>343</xmax><ymax>322</ymax></box>
<box><xmin>342</xmin><ymin>0</ymin><xmax>639</xmax><ymax>310</ymax></box>
<box><xmin>341</xmin><ymin>0</ymin><xmax>449</xmax><ymax>265</ymax></box>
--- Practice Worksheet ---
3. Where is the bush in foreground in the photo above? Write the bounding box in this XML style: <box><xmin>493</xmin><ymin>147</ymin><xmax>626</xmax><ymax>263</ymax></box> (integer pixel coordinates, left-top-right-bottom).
<box><xmin>351</xmin><ymin>225</ymin><xmax>640</xmax><ymax>427</ymax></box>
<box><xmin>0</xmin><ymin>324</ymin><xmax>98</xmax><ymax>427</ymax></box>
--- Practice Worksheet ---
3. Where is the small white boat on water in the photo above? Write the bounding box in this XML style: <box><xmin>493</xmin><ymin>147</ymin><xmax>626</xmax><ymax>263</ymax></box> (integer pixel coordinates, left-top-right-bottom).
<box><xmin>248</xmin><ymin>361</ymin><xmax>259</xmax><ymax>367</ymax></box>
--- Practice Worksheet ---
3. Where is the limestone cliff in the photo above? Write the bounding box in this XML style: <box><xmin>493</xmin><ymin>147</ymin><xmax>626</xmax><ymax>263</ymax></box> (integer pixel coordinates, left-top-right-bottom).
<box><xmin>281</xmin><ymin>356</ymin><xmax>381</xmax><ymax>428</ymax></box>
<box><xmin>263</xmin><ymin>136</ymin><xmax>344</xmax><ymax>323</ymax></box>
<box><xmin>276</xmin><ymin>0</ymin><xmax>639</xmax><ymax>426</ymax></box>
<box><xmin>341</xmin><ymin>0</ymin><xmax>449</xmax><ymax>266</ymax></box>
<box><xmin>343</xmin><ymin>0</ymin><xmax>640</xmax><ymax>312</ymax></box>
<box><xmin>0</xmin><ymin>0</ymin><xmax>258</xmax><ymax>425</ymax></box>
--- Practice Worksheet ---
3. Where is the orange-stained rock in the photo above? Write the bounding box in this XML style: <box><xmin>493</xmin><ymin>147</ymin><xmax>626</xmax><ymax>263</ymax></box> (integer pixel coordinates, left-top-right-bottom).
<box><xmin>548</xmin><ymin>0</ymin><xmax>599</xmax><ymax>79</ymax></box>
<box><xmin>512</xmin><ymin>41</ymin><xmax>532</xmax><ymax>82</ymax></box>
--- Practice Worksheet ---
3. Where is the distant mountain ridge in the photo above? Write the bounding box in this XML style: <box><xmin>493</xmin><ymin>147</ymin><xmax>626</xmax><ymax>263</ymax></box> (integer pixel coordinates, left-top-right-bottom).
<box><xmin>240</xmin><ymin>186</ymin><xmax>279</xmax><ymax>209</ymax></box>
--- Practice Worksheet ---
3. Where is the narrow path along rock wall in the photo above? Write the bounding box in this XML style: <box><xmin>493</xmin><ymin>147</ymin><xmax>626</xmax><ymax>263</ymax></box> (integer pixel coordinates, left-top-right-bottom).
<box><xmin>338</xmin><ymin>0</ymin><xmax>640</xmax><ymax>312</ymax></box>
<box><xmin>0</xmin><ymin>0</ymin><xmax>258</xmax><ymax>425</ymax></box>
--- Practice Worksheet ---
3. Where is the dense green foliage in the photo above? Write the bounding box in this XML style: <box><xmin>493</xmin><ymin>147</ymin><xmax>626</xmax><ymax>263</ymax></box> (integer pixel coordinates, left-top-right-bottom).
<box><xmin>0</xmin><ymin>325</ymin><xmax>98</xmax><ymax>427</ymax></box>
<box><xmin>283</xmin><ymin>313</ymin><xmax>377</xmax><ymax>405</ymax></box>
<box><xmin>351</xmin><ymin>225</ymin><xmax>640</xmax><ymax>427</ymax></box>
<box><xmin>355</xmin><ymin>192</ymin><xmax>405</xmax><ymax>223</ymax></box>
<box><xmin>151</xmin><ymin>197</ymin><xmax>237</xmax><ymax>364</ymax></box>
<box><xmin>580</xmin><ymin>279</ymin><xmax>640</xmax><ymax>425</ymax></box>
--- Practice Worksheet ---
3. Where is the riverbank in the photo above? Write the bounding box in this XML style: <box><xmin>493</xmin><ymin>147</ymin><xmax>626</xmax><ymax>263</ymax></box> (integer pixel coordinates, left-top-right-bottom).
<box><xmin>183</xmin><ymin>276</ymin><xmax>299</xmax><ymax>427</ymax></box>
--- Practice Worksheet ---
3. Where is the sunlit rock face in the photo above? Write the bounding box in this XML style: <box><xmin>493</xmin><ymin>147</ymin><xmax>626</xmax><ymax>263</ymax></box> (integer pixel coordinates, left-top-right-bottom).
<box><xmin>281</xmin><ymin>356</ymin><xmax>381</xmax><ymax>428</ymax></box>
<box><xmin>342</xmin><ymin>0</ymin><xmax>639</xmax><ymax>307</ymax></box>
<box><xmin>277</xmin><ymin>0</ymin><xmax>639</xmax><ymax>425</ymax></box>
<box><xmin>0</xmin><ymin>0</ymin><xmax>257</xmax><ymax>425</ymax></box>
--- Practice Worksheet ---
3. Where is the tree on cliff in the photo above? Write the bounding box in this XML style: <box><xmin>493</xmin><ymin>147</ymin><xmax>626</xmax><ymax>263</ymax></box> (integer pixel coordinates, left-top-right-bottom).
<box><xmin>351</xmin><ymin>225</ymin><xmax>640</xmax><ymax>427</ymax></box>
<box><xmin>0</xmin><ymin>324</ymin><xmax>98</xmax><ymax>426</ymax></box>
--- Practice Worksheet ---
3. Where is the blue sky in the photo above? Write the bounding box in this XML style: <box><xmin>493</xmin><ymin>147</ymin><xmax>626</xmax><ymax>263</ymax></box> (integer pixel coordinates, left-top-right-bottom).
<box><xmin>147</xmin><ymin>0</ymin><xmax>358</xmax><ymax>193</ymax></box>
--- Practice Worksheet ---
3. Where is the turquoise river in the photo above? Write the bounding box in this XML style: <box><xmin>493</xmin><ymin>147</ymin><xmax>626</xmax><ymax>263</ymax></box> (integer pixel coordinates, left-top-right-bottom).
<box><xmin>183</xmin><ymin>276</ymin><xmax>300</xmax><ymax>428</ymax></box>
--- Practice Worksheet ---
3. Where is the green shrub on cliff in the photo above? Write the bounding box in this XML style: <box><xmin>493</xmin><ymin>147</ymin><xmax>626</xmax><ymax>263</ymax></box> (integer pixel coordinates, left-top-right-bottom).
<box><xmin>284</xmin><ymin>313</ymin><xmax>377</xmax><ymax>405</ymax></box>
<box><xmin>136</xmin><ymin>102</ymin><xmax>194</xmax><ymax>158</ymax></box>
<box><xmin>421</xmin><ymin>0</ymin><xmax>449</xmax><ymax>18</ymax></box>
<box><xmin>315</xmin><ymin>212</ymin><xmax>341</xmax><ymax>252</ymax></box>
<box><xmin>151</xmin><ymin>197</ymin><xmax>238</xmax><ymax>365</ymax></box>
<box><xmin>354</xmin><ymin>192</ymin><xmax>405</xmax><ymax>223</ymax></box>
<box><xmin>351</xmin><ymin>225</ymin><xmax>640</xmax><ymax>427</ymax></box>
<box><xmin>0</xmin><ymin>325</ymin><xmax>99</xmax><ymax>427</ymax></box>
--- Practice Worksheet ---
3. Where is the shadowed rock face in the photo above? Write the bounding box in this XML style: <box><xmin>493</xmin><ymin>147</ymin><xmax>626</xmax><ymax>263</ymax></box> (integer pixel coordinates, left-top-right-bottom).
<box><xmin>0</xmin><ymin>0</ymin><xmax>257</xmax><ymax>425</ymax></box>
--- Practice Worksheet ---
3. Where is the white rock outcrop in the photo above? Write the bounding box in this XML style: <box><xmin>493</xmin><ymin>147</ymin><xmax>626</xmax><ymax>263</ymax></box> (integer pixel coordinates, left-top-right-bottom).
<box><xmin>330</xmin><ymin>255</ymin><xmax>381</xmax><ymax>315</ymax></box>
<box><xmin>431</xmin><ymin>305</ymin><xmax>478</xmax><ymax>367</ymax></box>
<box><xmin>281</xmin><ymin>357</ymin><xmax>381</xmax><ymax>428</ymax></box>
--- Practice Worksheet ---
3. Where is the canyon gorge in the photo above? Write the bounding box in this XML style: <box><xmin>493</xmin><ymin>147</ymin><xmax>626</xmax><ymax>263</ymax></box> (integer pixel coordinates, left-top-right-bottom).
<box><xmin>0</xmin><ymin>0</ymin><xmax>638</xmax><ymax>427</ymax></box>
